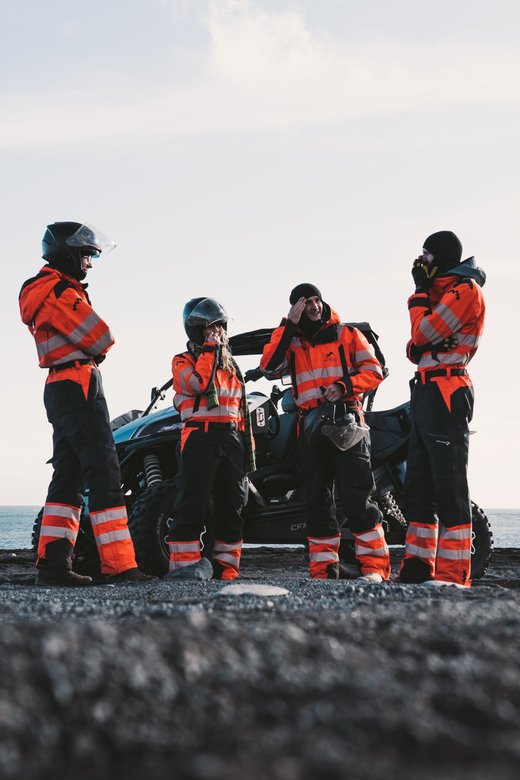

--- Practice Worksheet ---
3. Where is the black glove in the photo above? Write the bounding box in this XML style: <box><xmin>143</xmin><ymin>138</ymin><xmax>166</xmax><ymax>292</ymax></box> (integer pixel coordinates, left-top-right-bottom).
<box><xmin>244</xmin><ymin>367</ymin><xmax>263</xmax><ymax>383</ymax></box>
<box><xmin>412</xmin><ymin>257</ymin><xmax>438</xmax><ymax>293</ymax></box>
<box><xmin>408</xmin><ymin>335</ymin><xmax>459</xmax><ymax>362</ymax></box>
<box><xmin>93</xmin><ymin>354</ymin><xmax>106</xmax><ymax>365</ymax></box>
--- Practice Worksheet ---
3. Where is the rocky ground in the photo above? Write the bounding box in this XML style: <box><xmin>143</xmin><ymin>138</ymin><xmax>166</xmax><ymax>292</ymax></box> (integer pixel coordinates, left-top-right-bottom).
<box><xmin>1</xmin><ymin>546</ymin><xmax>520</xmax><ymax>780</ymax></box>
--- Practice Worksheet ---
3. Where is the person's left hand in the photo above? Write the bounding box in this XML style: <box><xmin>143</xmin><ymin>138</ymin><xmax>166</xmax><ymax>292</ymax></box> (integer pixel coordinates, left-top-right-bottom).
<box><xmin>323</xmin><ymin>383</ymin><xmax>343</xmax><ymax>402</ymax></box>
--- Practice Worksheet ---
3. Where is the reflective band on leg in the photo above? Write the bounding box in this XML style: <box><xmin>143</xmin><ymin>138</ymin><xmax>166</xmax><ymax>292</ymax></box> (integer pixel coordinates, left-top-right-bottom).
<box><xmin>90</xmin><ymin>505</ymin><xmax>137</xmax><ymax>576</ymax></box>
<box><xmin>169</xmin><ymin>540</ymin><xmax>201</xmax><ymax>571</ymax></box>
<box><xmin>436</xmin><ymin>523</ymin><xmax>472</xmax><ymax>586</ymax></box>
<box><xmin>352</xmin><ymin>524</ymin><xmax>390</xmax><ymax>580</ymax></box>
<box><xmin>212</xmin><ymin>539</ymin><xmax>243</xmax><ymax>580</ymax></box>
<box><xmin>38</xmin><ymin>503</ymin><xmax>81</xmax><ymax>565</ymax></box>
<box><xmin>307</xmin><ymin>535</ymin><xmax>340</xmax><ymax>579</ymax></box>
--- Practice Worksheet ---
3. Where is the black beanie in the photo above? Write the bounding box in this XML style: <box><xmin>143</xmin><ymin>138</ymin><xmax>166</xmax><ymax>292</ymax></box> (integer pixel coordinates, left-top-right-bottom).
<box><xmin>423</xmin><ymin>231</ymin><xmax>463</xmax><ymax>271</ymax></box>
<box><xmin>289</xmin><ymin>283</ymin><xmax>322</xmax><ymax>305</ymax></box>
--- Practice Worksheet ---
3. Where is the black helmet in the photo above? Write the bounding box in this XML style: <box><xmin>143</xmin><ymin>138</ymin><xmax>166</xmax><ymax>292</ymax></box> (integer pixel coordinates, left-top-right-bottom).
<box><xmin>42</xmin><ymin>222</ymin><xmax>116</xmax><ymax>281</ymax></box>
<box><xmin>183</xmin><ymin>297</ymin><xmax>230</xmax><ymax>344</ymax></box>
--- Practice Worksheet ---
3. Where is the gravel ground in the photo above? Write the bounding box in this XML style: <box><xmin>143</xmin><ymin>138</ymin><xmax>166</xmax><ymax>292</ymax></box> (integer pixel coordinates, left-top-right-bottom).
<box><xmin>0</xmin><ymin>546</ymin><xmax>520</xmax><ymax>780</ymax></box>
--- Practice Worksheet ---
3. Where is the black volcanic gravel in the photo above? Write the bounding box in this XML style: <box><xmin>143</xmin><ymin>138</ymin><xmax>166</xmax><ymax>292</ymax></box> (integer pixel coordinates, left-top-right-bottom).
<box><xmin>0</xmin><ymin>546</ymin><xmax>519</xmax><ymax>780</ymax></box>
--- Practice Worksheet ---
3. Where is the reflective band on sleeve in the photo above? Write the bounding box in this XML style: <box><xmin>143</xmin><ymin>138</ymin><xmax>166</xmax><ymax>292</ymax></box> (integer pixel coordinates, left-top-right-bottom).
<box><xmin>435</xmin><ymin>303</ymin><xmax>462</xmax><ymax>333</ymax></box>
<box><xmin>419</xmin><ymin>319</ymin><xmax>442</xmax><ymax>342</ymax></box>
<box><xmin>67</xmin><ymin>311</ymin><xmax>103</xmax><ymax>343</ymax></box>
<box><xmin>90</xmin><ymin>330</ymin><xmax>114</xmax><ymax>354</ymax></box>
<box><xmin>37</xmin><ymin>334</ymin><xmax>70</xmax><ymax>356</ymax></box>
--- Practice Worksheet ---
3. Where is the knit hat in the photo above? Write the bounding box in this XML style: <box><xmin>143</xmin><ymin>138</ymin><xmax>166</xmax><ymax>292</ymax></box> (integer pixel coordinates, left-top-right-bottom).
<box><xmin>289</xmin><ymin>283</ymin><xmax>322</xmax><ymax>305</ymax></box>
<box><xmin>423</xmin><ymin>231</ymin><xmax>463</xmax><ymax>271</ymax></box>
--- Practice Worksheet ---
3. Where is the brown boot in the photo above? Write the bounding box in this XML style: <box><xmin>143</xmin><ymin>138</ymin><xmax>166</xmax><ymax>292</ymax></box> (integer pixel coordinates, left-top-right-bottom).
<box><xmin>35</xmin><ymin>568</ymin><xmax>92</xmax><ymax>587</ymax></box>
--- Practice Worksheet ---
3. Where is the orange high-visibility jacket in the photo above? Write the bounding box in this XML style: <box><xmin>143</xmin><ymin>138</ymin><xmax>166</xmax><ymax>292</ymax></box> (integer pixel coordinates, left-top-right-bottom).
<box><xmin>19</xmin><ymin>267</ymin><xmax>115</xmax><ymax>379</ymax></box>
<box><xmin>172</xmin><ymin>344</ymin><xmax>245</xmax><ymax>429</ymax></box>
<box><xmin>407</xmin><ymin>260</ymin><xmax>486</xmax><ymax>373</ymax></box>
<box><xmin>260</xmin><ymin>308</ymin><xmax>384</xmax><ymax>414</ymax></box>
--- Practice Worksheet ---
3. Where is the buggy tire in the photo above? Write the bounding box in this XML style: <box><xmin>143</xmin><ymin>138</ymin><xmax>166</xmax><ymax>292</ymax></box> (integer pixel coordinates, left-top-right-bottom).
<box><xmin>127</xmin><ymin>479</ymin><xmax>215</xmax><ymax>577</ymax></box>
<box><xmin>470</xmin><ymin>501</ymin><xmax>494</xmax><ymax>580</ymax></box>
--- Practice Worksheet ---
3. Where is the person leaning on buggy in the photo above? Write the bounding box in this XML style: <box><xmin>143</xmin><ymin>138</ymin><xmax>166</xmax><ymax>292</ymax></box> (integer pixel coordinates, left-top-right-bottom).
<box><xmin>260</xmin><ymin>283</ymin><xmax>390</xmax><ymax>582</ymax></box>
<box><xmin>164</xmin><ymin>298</ymin><xmax>256</xmax><ymax>581</ymax></box>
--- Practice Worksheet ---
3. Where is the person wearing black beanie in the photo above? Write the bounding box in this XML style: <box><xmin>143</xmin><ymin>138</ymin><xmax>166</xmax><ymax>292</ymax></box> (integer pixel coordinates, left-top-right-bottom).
<box><xmin>260</xmin><ymin>284</ymin><xmax>390</xmax><ymax>583</ymax></box>
<box><xmin>398</xmin><ymin>232</ymin><xmax>486</xmax><ymax>588</ymax></box>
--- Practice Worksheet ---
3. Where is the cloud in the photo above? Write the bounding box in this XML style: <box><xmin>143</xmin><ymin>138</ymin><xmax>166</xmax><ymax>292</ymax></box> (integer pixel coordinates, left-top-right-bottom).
<box><xmin>2</xmin><ymin>0</ymin><xmax>520</xmax><ymax>150</ymax></box>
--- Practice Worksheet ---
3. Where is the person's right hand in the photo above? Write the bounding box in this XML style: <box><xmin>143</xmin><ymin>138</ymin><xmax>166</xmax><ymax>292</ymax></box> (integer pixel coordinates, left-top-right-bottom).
<box><xmin>288</xmin><ymin>297</ymin><xmax>306</xmax><ymax>324</ymax></box>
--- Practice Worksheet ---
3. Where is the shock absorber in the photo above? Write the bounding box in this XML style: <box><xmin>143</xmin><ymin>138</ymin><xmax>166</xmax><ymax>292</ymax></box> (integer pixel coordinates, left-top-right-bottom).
<box><xmin>143</xmin><ymin>453</ymin><xmax>163</xmax><ymax>487</ymax></box>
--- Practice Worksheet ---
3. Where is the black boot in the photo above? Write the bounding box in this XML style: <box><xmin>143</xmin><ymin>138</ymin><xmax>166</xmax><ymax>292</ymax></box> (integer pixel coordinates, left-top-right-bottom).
<box><xmin>35</xmin><ymin>568</ymin><xmax>92</xmax><ymax>587</ymax></box>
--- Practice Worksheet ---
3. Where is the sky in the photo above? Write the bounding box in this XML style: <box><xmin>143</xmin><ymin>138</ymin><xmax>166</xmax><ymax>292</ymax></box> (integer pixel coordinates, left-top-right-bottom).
<box><xmin>1</xmin><ymin>0</ymin><xmax>519</xmax><ymax>507</ymax></box>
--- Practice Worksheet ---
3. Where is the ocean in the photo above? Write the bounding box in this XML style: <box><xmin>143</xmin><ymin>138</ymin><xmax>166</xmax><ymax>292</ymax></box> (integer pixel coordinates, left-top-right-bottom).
<box><xmin>1</xmin><ymin>505</ymin><xmax>519</xmax><ymax>550</ymax></box>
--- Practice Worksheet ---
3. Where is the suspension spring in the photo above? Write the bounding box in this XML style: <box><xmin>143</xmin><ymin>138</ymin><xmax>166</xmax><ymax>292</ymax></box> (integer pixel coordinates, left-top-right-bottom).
<box><xmin>143</xmin><ymin>453</ymin><xmax>163</xmax><ymax>487</ymax></box>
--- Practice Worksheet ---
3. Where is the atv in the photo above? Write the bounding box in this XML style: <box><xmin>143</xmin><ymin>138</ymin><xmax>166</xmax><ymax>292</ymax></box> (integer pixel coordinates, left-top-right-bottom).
<box><xmin>32</xmin><ymin>325</ymin><xmax>494</xmax><ymax>580</ymax></box>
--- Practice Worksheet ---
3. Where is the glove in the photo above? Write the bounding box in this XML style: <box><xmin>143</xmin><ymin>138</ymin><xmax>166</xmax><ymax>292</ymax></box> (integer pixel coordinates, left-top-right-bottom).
<box><xmin>407</xmin><ymin>335</ymin><xmax>459</xmax><ymax>362</ymax></box>
<box><xmin>244</xmin><ymin>367</ymin><xmax>263</xmax><ymax>383</ymax></box>
<box><xmin>93</xmin><ymin>354</ymin><xmax>106</xmax><ymax>365</ymax></box>
<box><xmin>412</xmin><ymin>257</ymin><xmax>438</xmax><ymax>293</ymax></box>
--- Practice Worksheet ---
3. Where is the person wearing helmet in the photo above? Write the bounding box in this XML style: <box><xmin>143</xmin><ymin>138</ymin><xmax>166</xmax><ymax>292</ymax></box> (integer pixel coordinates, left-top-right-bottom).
<box><xmin>19</xmin><ymin>222</ymin><xmax>156</xmax><ymax>586</ymax></box>
<box><xmin>397</xmin><ymin>231</ymin><xmax>486</xmax><ymax>588</ymax></box>
<box><xmin>260</xmin><ymin>284</ymin><xmax>390</xmax><ymax>582</ymax></box>
<box><xmin>165</xmin><ymin>298</ymin><xmax>255</xmax><ymax>581</ymax></box>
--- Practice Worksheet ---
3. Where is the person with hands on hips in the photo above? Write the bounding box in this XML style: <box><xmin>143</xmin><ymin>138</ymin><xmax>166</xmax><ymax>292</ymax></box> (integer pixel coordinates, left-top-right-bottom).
<box><xmin>260</xmin><ymin>283</ymin><xmax>389</xmax><ymax>581</ymax></box>
<box><xmin>165</xmin><ymin>298</ymin><xmax>255</xmax><ymax>581</ymax></box>
<box><xmin>398</xmin><ymin>231</ymin><xmax>486</xmax><ymax>588</ymax></box>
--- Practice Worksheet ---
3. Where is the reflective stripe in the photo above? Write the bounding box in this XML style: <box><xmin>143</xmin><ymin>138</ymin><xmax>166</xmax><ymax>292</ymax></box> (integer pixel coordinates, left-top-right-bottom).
<box><xmin>361</xmin><ymin>364</ymin><xmax>383</xmax><ymax>374</ymax></box>
<box><xmin>437</xmin><ymin>548</ymin><xmax>471</xmax><ymax>560</ymax></box>
<box><xmin>296</xmin><ymin>387</ymin><xmax>326</xmax><ymax>405</ymax></box>
<box><xmin>96</xmin><ymin>529</ymin><xmax>132</xmax><ymax>545</ymax></box>
<box><xmin>295</xmin><ymin>367</ymin><xmax>343</xmax><ymax>385</ymax></box>
<box><xmin>419</xmin><ymin>319</ymin><xmax>442</xmax><ymax>342</ymax></box>
<box><xmin>309</xmin><ymin>551</ymin><xmax>339</xmax><ymax>562</ymax></box>
<box><xmin>67</xmin><ymin>311</ymin><xmax>104</xmax><ymax>344</ymax></box>
<box><xmin>355</xmin><ymin>349</ymin><xmax>375</xmax><ymax>362</ymax></box>
<box><xmin>456</xmin><ymin>333</ymin><xmax>480</xmax><ymax>347</ymax></box>
<box><xmin>404</xmin><ymin>543</ymin><xmax>437</xmax><ymax>558</ymax></box>
<box><xmin>43</xmin><ymin>504</ymin><xmax>81</xmax><ymax>522</ymax></box>
<box><xmin>169</xmin><ymin>542</ymin><xmax>200</xmax><ymax>554</ymax></box>
<box><xmin>90</xmin><ymin>330</ymin><xmax>114</xmax><ymax>354</ymax></box>
<box><xmin>408</xmin><ymin>524</ymin><xmax>437</xmax><ymax>538</ymax></box>
<box><xmin>356</xmin><ymin>527</ymin><xmax>384</xmax><ymax>544</ymax></box>
<box><xmin>213</xmin><ymin>540</ymin><xmax>243</xmax><ymax>552</ymax></box>
<box><xmin>435</xmin><ymin>303</ymin><xmax>462</xmax><ymax>333</ymax></box>
<box><xmin>40</xmin><ymin>526</ymin><xmax>78</xmax><ymax>541</ymax></box>
<box><xmin>214</xmin><ymin>552</ymin><xmax>242</xmax><ymax>565</ymax></box>
<box><xmin>169</xmin><ymin>558</ymin><xmax>198</xmax><ymax>570</ymax></box>
<box><xmin>355</xmin><ymin>544</ymin><xmax>388</xmax><ymax>557</ymax></box>
<box><xmin>308</xmin><ymin>536</ymin><xmax>341</xmax><ymax>547</ymax></box>
<box><xmin>440</xmin><ymin>527</ymin><xmax>472</xmax><ymax>541</ymax></box>
<box><xmin>179</xmin><ymin>367</ymin><xmax>193</xmax><ymax>394</ymax></box>
<box><xmin>90</xmin><ymin>508</ymin><xmax>128</xmax><ymax>526</ymax></box>
<box><xmin>36</xmin><ymin>333</ymin><xmax>70</xmax><ymax>356</ymax></box>
<box><xmin>50</xmin><ymin>351</ymin><xmax>89</xmax><ymax>365</ymax></box>
<box><xmin>419</xmin><ymin>353</ymin><xmax>469</xmax><ymax>368</ymax></box>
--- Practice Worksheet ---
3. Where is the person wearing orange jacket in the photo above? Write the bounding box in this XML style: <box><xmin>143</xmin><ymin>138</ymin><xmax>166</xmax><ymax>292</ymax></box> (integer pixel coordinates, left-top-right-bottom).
<box><xmin>260</xmin><ymin>284</ymin><xmax>390</xmax><ymax>582</ymax></box>
<box><xmin>164</xmin><ymin>298</ymin><xmax>255</xmax><ymax>581</ymax></box>
<box><xmin>398</xmin><ymin>231</ymin><xmax>486</xmax><ymax>588</ymax></box>
<box><xmin>19</xmin><ymin>222</ymin><xmax>155</xmax><ymax>587</ymax></box>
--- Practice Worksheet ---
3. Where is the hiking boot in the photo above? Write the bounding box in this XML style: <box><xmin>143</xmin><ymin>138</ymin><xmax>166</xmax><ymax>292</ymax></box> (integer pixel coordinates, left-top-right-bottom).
<box><xmin>35</xmin><ymin>568</ymin><xmax>93</xmax><ymax>587</ymax></box>
<box><xmin>361</xmin><ymin>572</ymin><xmax>383</xmax><ymax>583</ymax></box>
<box><xmin>163</xmin><ymin>558</ymin><xmax>213</xmax><ymax>581</ymax></box>
<box><xmin>107</xmin><ymin>568</ymin><xmax>158</xmax><ymax>584</ymax></box>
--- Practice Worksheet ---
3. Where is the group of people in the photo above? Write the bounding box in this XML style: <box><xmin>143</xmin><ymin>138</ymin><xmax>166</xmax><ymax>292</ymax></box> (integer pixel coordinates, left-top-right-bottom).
<box><xmin>19</xmin><ymin>222</ymin><xmax>486</xmax><ymax>588</ymax></box>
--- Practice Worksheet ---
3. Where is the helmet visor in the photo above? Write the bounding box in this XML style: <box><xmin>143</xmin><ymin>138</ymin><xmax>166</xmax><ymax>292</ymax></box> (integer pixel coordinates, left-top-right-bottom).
<box><xmin>185</xmin><ymin>298</ymin><xmax>230</xmax><ymax>329</ymax></box>
<box><xmin>66</xmin><ymin>222</ymin><xmax>116</xmax><ymax>257</ymax></box>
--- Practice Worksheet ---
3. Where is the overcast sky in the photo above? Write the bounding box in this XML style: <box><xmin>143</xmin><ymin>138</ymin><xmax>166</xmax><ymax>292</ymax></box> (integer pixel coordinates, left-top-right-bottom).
<box><xmin>1</xmin><ymin>0</ymin><xmax>519</xmax><ymax>507</ymax></box>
